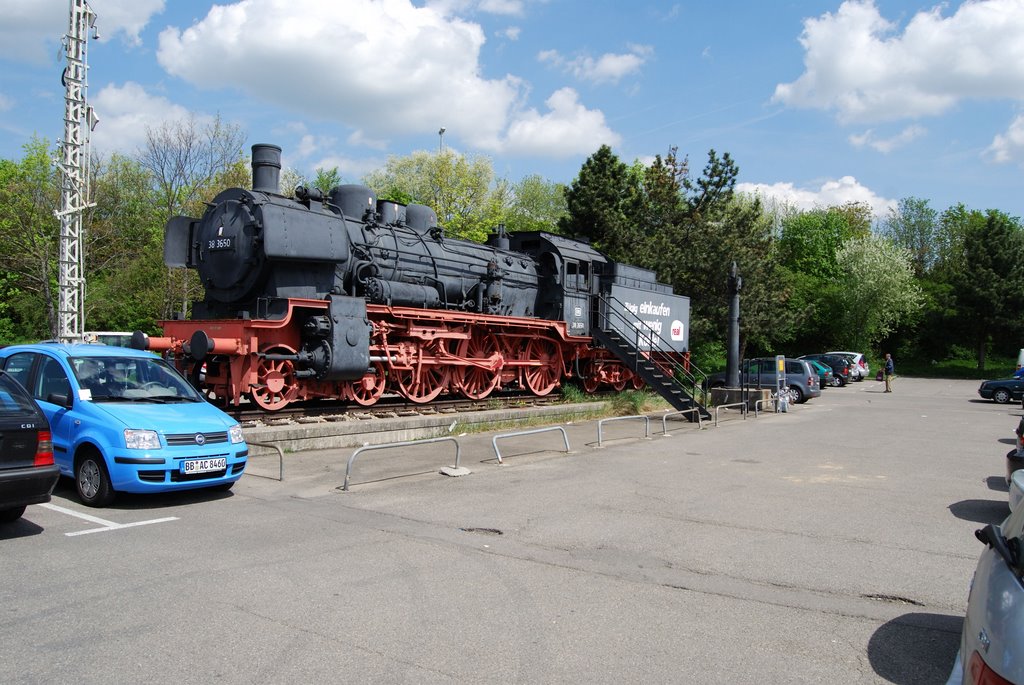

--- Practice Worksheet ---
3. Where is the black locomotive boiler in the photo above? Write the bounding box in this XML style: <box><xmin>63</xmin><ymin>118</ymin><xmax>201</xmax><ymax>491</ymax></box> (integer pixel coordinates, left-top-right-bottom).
<box><xmin>136</xmin><ymin>144</ymin><xmax>692</xmax><ymax>410</ymax></box>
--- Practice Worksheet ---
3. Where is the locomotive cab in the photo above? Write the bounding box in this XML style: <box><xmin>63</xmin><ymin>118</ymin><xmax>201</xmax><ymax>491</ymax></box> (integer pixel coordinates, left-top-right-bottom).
<box><xmin>507</xmin><ymin>232</ymin><xmax>607</xmax><ymax>337</ymax></box>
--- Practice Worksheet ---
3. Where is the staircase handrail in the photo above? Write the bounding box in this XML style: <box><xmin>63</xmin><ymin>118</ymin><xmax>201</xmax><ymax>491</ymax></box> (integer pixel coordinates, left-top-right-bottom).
<box><xmin>595</xmin><ymin>294</ymin><xmax>709</xmax><ymax>394</ymax></box>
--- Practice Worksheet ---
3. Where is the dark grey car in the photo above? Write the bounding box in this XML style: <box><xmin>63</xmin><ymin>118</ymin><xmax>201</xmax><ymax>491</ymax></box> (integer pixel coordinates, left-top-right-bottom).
<box><xmin>708</xmin><ymin>357</ymin><xmax>821</xmax><ymax>404</ymax></box>
<box><xmin>0</xmin><ymin>370</ymin><xmax>59</xmax><ymax>523</ymax></box>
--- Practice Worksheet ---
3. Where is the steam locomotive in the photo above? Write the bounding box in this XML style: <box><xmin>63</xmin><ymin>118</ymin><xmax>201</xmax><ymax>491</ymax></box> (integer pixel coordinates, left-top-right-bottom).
<box><xmin>135</xmin><ymin>144</ymin><xmax>691</xmax><ymax>410</ymax></box>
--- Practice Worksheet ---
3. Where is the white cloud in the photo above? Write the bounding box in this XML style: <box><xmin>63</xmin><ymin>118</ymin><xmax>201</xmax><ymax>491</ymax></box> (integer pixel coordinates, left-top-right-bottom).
<box><xmin>737</xmin><ymin>176</ymin><xmax>897</xmax><ymax>217</ymax></box>
<box><xmin>157</xmin><ymin>0</ymin><xmax>618</xmax><ymax>158</ymax></box>
<box><xmin>477</xmin><ymin>0</ymin><xmax>523</xmax><ymax>16</ymax></box>
<box><xmin>774</xmin><ymin>0</ymin><xmax>1024</xmax><ymax>124</ymax></box>
<box><xmin>539</xmin><ymin>44</ymin><xmax>652</xmax><ymax>85</ymax></box>
<box><xmin>426</xmin><ymin>0</ymin><xmax>523</xmax><ymax>16</ymax></box>
<box><xmin>848</xmin><ymin>124</ymin><xmax>926</xmax><ymax>153</ymax></box>
<box><xmin>310</xmin><ymin>154</ymin><xmax>383</xmax><ymax>181</ymax></box>
<box><xmin>90</xmin><ymin>81</ymin><xmax>204</xmax><ymax>154</ymax></box>
<box><xmin>987</xmin><ymin>114</ymin><xmax>1024</xmax><ymax>163</ymax></box>
<box><xmin>499</xmin><ymin>26</ymin><xmax>521</xmax><ymax>41</ymax></box>
<box><xmin>502</xmin><ymin>87</ymin><xmax>620</xmax><ymax>156</ymax></box>
<box><xmin>92</xmin><ymin>0</ymin><xmax>166</xmax><ymax>47</ymax></box>
<box><xmin>0</xmin><ymin>93</ymin><xmax>12</xmax><ymax>112</ymax></box>
<box><xmin>0</xmin><ymin>0</ymin><xmax>164</xmax><ymax>64</ymax></box>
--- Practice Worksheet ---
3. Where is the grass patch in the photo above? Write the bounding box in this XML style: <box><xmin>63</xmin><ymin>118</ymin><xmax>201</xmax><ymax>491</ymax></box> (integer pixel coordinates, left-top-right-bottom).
<box><xmin>610</xmin><ymin>389</ymin><xmax>669</xmax><ymax>415</ymax></box>
<box><xmin>560</xmin><ymin>383</ymin><xmax>590</xmax><ymax>404</ymax></box>
<box><xmin>898</xmin><ymin>354</ymin><xmax>1017</xmax><ymax>380</ymax></box>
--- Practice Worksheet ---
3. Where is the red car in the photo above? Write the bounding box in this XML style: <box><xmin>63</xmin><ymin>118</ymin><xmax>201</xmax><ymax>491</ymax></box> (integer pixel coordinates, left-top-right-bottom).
<box><xmin>0</xmin><ymin>370</ymin><xmax>58</xmax><ymax>523</ymax></box>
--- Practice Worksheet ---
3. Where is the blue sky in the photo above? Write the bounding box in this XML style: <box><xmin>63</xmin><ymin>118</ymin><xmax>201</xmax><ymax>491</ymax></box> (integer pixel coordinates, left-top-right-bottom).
<box><xmin>2</xmin><ymin>0</ymin><xmax>1023</xmax><ymax>220</ymax></box>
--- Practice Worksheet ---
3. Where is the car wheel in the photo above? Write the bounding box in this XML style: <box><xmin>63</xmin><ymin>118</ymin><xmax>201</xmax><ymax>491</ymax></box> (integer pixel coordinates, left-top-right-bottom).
<box><xmin>0</xmin><ymin>506</ymin><xmax>26</xmax><ymax>523</ymax></box>
<box><xmin>993</xmin><ymin>388</ymin><xmax>1012</xmax><ymax>404</ymax></box>
<box><xmin>76</xmin><ymin>451</ymin><xmax>115</xmax><ymax>507</ymax></box>
<box><xmin>789</xmin><ymin>386</ymin><xmax>804</xmax><ymax>403</ymax></box>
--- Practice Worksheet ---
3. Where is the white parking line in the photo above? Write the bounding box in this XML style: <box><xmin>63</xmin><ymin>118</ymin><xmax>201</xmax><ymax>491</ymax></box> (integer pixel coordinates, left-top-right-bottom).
<box><xmin>39</xmin><ymin>503</ymin><xmax>179</xmax><ymax>536</ymax></box>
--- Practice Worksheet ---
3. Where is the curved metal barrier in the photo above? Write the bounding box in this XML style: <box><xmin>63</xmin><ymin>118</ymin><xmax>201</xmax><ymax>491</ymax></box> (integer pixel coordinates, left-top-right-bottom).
<box><xmin>661</xmin><ymin>408</ymin><xmax>704</xmax><ymax>435</ymax></box>
<box><xmin>714</xmin><ymin>402</ymin><xmax>747</xmax><ymax>427</ymax></box>
<box><xmin>597</xmin><ymin>415</ymin><xmax>651</xmax><ymax>447</ymax></box>
<box><xmin>343</xmin><ymin>436</ymin><xmax>461</xmax><ymax>491</ymax></box>
<box><xmin>492</xmin><ymin>426</ymin><xmax>571</xmax><ymax>464</ymax></box>
<box><xmin>245</xmin><ymin>440</ymin><xmax>285</xmax><ymax>481</ymax></box>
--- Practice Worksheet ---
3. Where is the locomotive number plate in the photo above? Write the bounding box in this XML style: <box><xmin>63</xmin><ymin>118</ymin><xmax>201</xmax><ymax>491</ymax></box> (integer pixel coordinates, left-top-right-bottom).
<box><xmin>180</xmin><ymin>457</ymin><xmax>227</xmax><ymax>474</ymax></box>
<box><xmin>206</xmin><ymin>237</ymin><xmax>234</xmax><ymax>251</ymax></box>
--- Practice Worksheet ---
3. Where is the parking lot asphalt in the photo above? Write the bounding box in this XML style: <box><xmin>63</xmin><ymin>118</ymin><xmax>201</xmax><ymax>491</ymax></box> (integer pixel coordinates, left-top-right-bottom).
<box><xmin>1</xmin><ymin>376</ymin><xmax>1019</xmax><ymax>684</ymax></box>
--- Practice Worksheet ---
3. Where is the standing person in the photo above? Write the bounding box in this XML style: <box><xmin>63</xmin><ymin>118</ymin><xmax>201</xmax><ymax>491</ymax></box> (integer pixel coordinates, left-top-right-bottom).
<box><xmin>883</xmin><ymin>353</ymin><xmax>895</xmax><ymax>393</ymax></box>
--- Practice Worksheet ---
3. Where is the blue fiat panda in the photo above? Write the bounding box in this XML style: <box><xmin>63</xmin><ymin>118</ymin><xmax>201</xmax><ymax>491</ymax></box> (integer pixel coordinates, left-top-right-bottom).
<box><xmin>0</xmin><ymin>343</ymin><xmax>247</xmax><ymax>507</ymax></box>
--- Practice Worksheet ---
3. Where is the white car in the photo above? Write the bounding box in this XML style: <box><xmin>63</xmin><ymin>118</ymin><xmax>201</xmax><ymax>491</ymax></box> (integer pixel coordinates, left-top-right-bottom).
<box><xmin>1011</xmin><ymin>470</ymin><xmax>1024</xmax><ymax>513</ymax></box>
<box><xmin>947</xmin><ymin>507</ymin><xmax>1024</xmax><ymax>684</ymax></box>
<box><xmin>826</xmin><ymin>351</ymin><xmax>870</xmax><ymax>381</ymax></box>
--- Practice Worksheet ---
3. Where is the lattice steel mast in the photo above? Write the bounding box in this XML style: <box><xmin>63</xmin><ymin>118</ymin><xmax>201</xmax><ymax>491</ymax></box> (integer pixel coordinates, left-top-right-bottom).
<box><xmin>56</xmin><ymin>0</ymin><xmax>98</xmax><ymax>342</ymax></box>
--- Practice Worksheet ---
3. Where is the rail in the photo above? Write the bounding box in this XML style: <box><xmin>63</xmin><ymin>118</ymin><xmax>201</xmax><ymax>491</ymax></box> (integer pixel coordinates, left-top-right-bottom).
<box><xmin>661</xmin><ymin>408</ymin><xmax>704</xmax><ymax>435</ymax></box>
<box><xmin>597</xmin><ymin>414</ymin><xmax>651</xmax><ymax>447</ymax></box>
<box><xmin>753</xmin><ymin>398</ymin><xmax>776</xmax><ymax>417</ymax></box>
<box><xmin>714</xmin><ymin>402</ymin><xmax>748</xmax><ymax>427</ymax></box>
<box><xmin>245</xmin><ymin>440</ymin><xmax>284</xmax><ymax>481</ymax></box>
<box><xmin>492</xmin><ymin>426</ymin><xmax>571</xmax><ymax>464</ymax></box>
<box><xmin>343</xmin><ymin>436</ymin><xmax>461</xmax><ymax>491</ymax></box>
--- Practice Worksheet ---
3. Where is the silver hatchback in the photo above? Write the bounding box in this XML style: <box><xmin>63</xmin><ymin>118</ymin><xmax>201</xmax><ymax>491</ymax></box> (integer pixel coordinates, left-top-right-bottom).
<box><xmin>947</xmin><ymin>505</ymin><xmax>1024</xmax><ymax>684</ymax></box>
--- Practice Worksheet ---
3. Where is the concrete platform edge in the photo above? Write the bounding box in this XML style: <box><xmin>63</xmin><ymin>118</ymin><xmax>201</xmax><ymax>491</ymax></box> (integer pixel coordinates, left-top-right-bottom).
<box><xmin>242</xmin><ymin>401</ymin><xmax>611</xmax><ymax>455</ymax></box>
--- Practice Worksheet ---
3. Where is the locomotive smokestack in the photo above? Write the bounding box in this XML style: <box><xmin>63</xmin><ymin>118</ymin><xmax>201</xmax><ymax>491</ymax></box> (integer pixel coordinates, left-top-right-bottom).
<box><xmin>251</xmin><ymin>143</ymin><xmax>282</xmax><ymax>194</ymax></box>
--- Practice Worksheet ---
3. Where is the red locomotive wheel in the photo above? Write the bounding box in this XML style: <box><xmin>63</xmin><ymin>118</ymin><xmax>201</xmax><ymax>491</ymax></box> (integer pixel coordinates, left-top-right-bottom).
<box><xmin>394</xmin><ymin>341</ymin><xmax>450</xmax><ymax>403</ymax></box>
<box><xmin>454</xmin><ymin>331</ymin><xmax>501</xmax><ymax>400</ymax></box>
<box><xmin>582</xmin><ymin>372</ymin><xmax>601</xmax><ymax>393</ymax></box>
<box><xmin>395</xmin><ymin>365</ymin><xmax>449</xmax><ymax>403</ymax></box>
<box><xmin>250</xmin><ymin>347</ymin><xmax>299</xmax><ymax>411</ymax></box>
<box><xmin>523</xmin><ymin>337</ymin><xmax>561</xmax><ymax>396</ymax></box>
<box><xmin>346</xmin><ymin>363</ymin><xmax>386</xmax><ymax>406</ymax></box>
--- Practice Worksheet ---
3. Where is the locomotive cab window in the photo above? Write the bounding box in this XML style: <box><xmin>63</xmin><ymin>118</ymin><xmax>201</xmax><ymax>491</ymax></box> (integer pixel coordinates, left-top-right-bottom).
<box><xmin>565</xmin><ymin>260</ymin><xmax>590</xmax><ymax>291</ymax></box>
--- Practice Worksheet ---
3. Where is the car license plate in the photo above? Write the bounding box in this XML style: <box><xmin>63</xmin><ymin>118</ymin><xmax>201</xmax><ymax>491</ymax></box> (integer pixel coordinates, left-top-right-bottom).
<box><xmin>180</xmin><ymin>457</ymin><xmax>227</xmax><ymax>474</ymax></box>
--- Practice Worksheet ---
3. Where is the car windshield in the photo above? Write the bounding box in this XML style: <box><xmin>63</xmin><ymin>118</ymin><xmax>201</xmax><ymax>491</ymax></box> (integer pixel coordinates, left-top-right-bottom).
<box><xmin>70</xmin><ymin>356</ymin><xmax>203</xmax><ymax>403</ymax></box>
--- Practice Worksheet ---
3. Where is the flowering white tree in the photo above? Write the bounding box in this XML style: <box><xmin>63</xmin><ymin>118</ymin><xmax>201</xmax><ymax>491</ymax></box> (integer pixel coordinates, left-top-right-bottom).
<box><xmin>834</xmin><ymin>235</ymin><xmax>922</xmax><ymax>351</ymax></box>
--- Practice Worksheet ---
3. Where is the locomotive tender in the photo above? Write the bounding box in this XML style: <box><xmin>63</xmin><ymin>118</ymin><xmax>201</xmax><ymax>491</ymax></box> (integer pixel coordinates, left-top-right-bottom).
<box><xmin>136</xmin><ymin>144</ymin><xmax>691</xmax><ymax>410</ymax></box>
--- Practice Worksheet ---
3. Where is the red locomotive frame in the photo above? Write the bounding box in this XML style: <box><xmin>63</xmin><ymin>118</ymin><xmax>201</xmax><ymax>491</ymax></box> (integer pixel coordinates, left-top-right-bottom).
<box><xmin>146</xmin><ymin>299</ymin><xmax>646</xmax><ymax>411</ymax></box>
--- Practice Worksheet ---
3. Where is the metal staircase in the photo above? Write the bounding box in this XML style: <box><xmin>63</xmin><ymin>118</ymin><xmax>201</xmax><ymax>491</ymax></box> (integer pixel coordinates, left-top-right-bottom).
<box><xmin>592</xmin><ymin>295</ymin><xmax>710</xmax><ymax>422</ymax></box>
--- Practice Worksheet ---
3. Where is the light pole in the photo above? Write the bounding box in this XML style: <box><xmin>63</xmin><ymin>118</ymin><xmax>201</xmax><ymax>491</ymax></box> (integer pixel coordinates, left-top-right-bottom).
<box><xmin>438</xmin><ymin>127</ymin><xmax>446</xmax><ymax>154</ymax></box>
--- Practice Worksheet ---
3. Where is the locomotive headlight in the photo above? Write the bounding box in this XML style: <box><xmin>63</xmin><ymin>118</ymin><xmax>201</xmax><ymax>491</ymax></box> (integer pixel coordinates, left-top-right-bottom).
<box><xmin>229</xmin><ymin>424</ymin><xmax>245</xmax><ymax>444</ymax></box>
<box><xmin>125</xmin><ymin>429</ymin><xmax>162</xmax><ymax>450</ymax></box>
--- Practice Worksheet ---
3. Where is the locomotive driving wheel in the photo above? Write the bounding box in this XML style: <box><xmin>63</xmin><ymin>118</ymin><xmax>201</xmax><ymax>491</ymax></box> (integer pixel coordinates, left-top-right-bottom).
<box><xmin>582</xmin><ymin>365</ymin><xmax>601</xmax><ymax>393</ymax></box>
<box><xmin>454</xmin><ymin>331</ymin><xmax>502</xmax><ymax>400</ymax></box>
<box><xmin>523</xmin><ymin>337</ymin><xmax>562</xmax><ymax>396</ymax></box>
<box><xmin>394</xmin><ymin>342</ymin><xmax>450</xmax><ymax>403</ymax></box>
<box><xmin>345</xmin><ymin>363</ymin><xmax>386</xmax><ymax>407</ymax></box>
<box><xmin>250</xmin><ymin>346</ymin><xmax>299</xmax><ymax>411</ymax></box>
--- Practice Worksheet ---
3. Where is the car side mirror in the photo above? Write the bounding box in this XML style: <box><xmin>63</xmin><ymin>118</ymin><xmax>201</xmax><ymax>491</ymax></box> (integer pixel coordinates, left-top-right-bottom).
<box><xmin>47</xmin><ymin>392</ymin><xmax>72</xmax><ymax>408</ymax></box>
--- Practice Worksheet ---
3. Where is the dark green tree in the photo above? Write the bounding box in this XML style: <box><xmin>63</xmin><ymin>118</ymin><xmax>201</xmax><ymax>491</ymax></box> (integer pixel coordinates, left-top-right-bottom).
<box><xmin>949</xmin><ymin>210</ymin><xmax>1024</xmax><ymax>369</ymax></box>
<box><xmin>559</xmin><ymin>145</ymin><xmax>639</xmax><ymax>255</ymax></box>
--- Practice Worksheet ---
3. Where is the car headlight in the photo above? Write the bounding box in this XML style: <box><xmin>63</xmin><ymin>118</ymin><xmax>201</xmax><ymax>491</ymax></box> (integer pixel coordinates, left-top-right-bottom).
<box><xmin>228</xmin><ymin>424</ymin><xmax>245</xmax><ymax>444</ymax></box>
<box><xmin>124</xmin><ymin>429</ymin><xmax>161</xmax><ymax>450</ymax></box>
